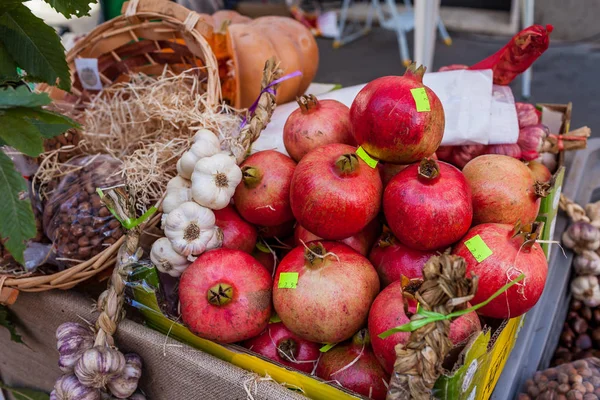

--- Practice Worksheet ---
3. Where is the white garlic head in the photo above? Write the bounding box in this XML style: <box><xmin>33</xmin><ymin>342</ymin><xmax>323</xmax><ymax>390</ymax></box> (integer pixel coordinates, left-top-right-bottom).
<box><xmin>176</xmin><ymin>130</ymin><xmax>221</xmax><ymax>179</ymax></box>
<box><xmin>150</xmin><ymin>237</ymin><xmax>190</xmax><ymax>277</ymax></box>
<box><xmin>191</xmin><ymin>152</ymin><xmax>242</xmax><ymax>210</ymax></box>
<box><xmin>166</xmin><ymin>176</ymin><xmax>191</xmax><ymax>191</ymax></box>
<box><xmin>571</xmin><ymin>275</ymin><xmax>600</xmax><ymax>307</ymax></box>
<box><xmin>56</xmin><ymin>322</ymin><xmax>95</xmax><ymax>373</ymax></box>
<box><xmin>162</xmin><ymin>186</ymin><xmax>193</xmax><ymax>214</ymax></box>
<box><xmin>51</xmin><ymin>374</ymin><xmax>102</xmax><ymax>400</ymax></box>
<box><xmin>74</xmin><ymin>346</ymin><xmax>126</xmax><ymax>389</ymax></box>
<box><xmin>562</xmin><ymin>221</ymin><xmax>600</xmax><ymax>254</ymax></box>
<box><xmin>164</xmin><ymin>202</ymin><xmax>217</xmax><ymax>256</ymax></box>
<box><xmin>107</xmin><ymin>353</ymin><xmax>142</xmax><ymax>399</ymax></box>
<box><xmin>574</xmin><ymin>250</ymin><xmax>600</xmax><ymax>276</ymax></box>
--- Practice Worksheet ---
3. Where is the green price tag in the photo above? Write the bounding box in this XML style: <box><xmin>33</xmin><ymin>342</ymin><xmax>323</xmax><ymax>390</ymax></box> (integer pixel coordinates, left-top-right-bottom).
<box><xmin>269</xmin><ymin>314</ymin><xmax>281</xmax><ymax>323</ymax></box>
<box><xmin>356</xmin><ymin>146</ymin><xmax>378</xmax><ymax>168</ymax></box>
<box><xmin>320</xmin><ymin>343</ymin><xmax>337</xmax><ymax>352</ymax></box>
<box><xmin>464</xmin><ymin>234</ymin><xmax>493</xmax><ymax>262</ymax></box>
<box><xmin>410</xmin><ymin>88</ymin><xmax>431</xmax><ymax>112</ymax></box>
<box><xmin>278</xmin><ymin>272</ymin><xmax>298</xmax><ymax>289</ymax></box>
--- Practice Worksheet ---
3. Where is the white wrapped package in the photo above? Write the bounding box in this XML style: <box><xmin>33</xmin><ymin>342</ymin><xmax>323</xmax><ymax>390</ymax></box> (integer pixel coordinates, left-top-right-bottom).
<box><xmin>252</xmin><ymin>69</ymin><xmax>519</xmax><ymax>155</ymax></box>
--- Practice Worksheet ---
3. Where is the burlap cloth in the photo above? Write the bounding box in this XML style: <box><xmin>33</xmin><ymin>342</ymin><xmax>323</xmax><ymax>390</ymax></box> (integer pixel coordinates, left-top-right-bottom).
<box><xmin>0</xmin><ymin>290</ymin><xmax>308</xmax><ymax>400</ymax></box>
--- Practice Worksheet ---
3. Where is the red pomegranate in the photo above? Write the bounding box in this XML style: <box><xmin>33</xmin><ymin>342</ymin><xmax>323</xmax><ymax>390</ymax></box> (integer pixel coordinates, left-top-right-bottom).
<box><xmin>242</xmin><ymin>322</ymin><xmax>320</xmax><ymax>373</ymax></box>
<box><xmin>179</xmin><ymin>249</ymin><xmax>272</xmax><ymax>343</ymax></box>
<box><xmin>234</xmin><ymin>150</ymin><xmax>296</xmax><ymax>226</ymax></box>
<box><xmin>294</xmin><ymin>218</ymin><xmax>381</xmax><ymax>256</ymax></box>
<box><xmin>273</xmin><ymin>241</ymin><xmax>380</xmax><ymax>343</ymax></box>
<box><xmin>378</xmin><ymin>154</ymin><xmax>438</xmax><ymax>186</ymax></box>
<box><xmin>463</xmin><ymin>154</ymin><xmax>542</xmax><ymax>226</ymax></box>
<box><xmin>252</xmin><ymin>247</ymin><xmax>277</xmax><ymax>275</ymax></box>
<box><xmin>368</xmin><ymin>230</ymin><xmax>438</xmax><ymax>287</ymax></box>
<box><xmin>214</xmin><ymin>205</ymin><xmax>257</xmax><ymax>253</ymax></box>
<box><xmin>453</xmin><ymin>222</ymin><xmax>548</xmax><ymax>319</ymax></box>
<box><xmin>368</xmin><ymin>279</ymin><xmax>481</xmax><ymax>374</ymax></box>
<box><xmin>256</xmin><ymin>220</ymin><xmax>296</xmax><ymax>239</ymax></box>
<box><xmin>350</xmin><ymin>64</ymin><xmax>445</xmax><ymax>164</ymax></box>
<box><xmin>383</xmin><ymin>159</ymin><xmax>473</xmax><ymax>251</ymax></box>
<box><xmin>315</xmin><ymin>329</ymin><xmax>390</xmax><ymax>400</ymax></box>
<box><xmin>528</xmin><ymin>160</ymin><xmax>552</xmax><ymax>183</ymax></box>
<box><xmin>283</xmin><ymin>95</ymin><xmax>355</xmax><ymax>162</ymax></box>
<box><xmin>290</xmin><ymin>143</ymin><xmax>382</xmax><ymax>240</ymax></box>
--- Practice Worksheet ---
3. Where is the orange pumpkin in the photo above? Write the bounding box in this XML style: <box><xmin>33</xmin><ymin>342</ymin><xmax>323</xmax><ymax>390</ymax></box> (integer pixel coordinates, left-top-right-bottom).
<box><xmin>205</xmin><ymin>11</ymin><xmax>319</xmax><ymax>108</ymax></box>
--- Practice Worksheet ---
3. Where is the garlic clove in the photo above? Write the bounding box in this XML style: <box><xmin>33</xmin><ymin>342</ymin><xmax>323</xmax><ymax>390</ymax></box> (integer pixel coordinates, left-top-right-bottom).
<box><xmin>193</xmin><ymin>128</ymin><xmax>221</xmax><ymax>147</ymax></box>
<box><xmin>166</xmin><ymin>176</ymin><xmax>191</xmax><ymax>191</ymax></box>
<box><xmin>205</xmin><ymin>226</ymin><xmax>224</xmax><ymax>250</ymax></box>
<box><xmin>574</xmin><ymin>250</ymin><xmax>600</xmax><ymax>276</ymax></box>
<box><xmin>75</xmin><ymin>347</ymin><xmax>126</xmax><ymax>389</ymax></box>
<box><xmin>52</xmin><ymin>374</ymin><xmax>102</xmax><ymax>400</ymax></box>
<box><xmin>162</xmin><ymin>187</ymin><xmax>193</xmax><ymax>214</ymax></box>
<box><xmin>191</xmin><ymin>153</ymin><xmax>242</xmax><ymax>210</ymax></box>
<box><xmin>150</xmin><ymin>237</ymin><xmax>190</xmax><ymax>278</ymax></box>
<box><xmin>164</xmin><ymin>202</ymin><xmax>217</xmax><ymax>256</ymax></box>
<box><xmin>56</xmin><ymin>322</ymin><xmax>95</xmax><ymax>373</ymax></box>
<box><xmin>571</xmin><ymin>275</ymin><xmax>600</xmax><ymax>307</ymax></box>
<box><xmin>107</xmin><ymin>353</ymin><xmax>142</xmax><ymax>399</ymax></box>
<box><xmin>177</xmin><ymin>138</ymin><xmax>221</xmax><ymax>179</ymax></box>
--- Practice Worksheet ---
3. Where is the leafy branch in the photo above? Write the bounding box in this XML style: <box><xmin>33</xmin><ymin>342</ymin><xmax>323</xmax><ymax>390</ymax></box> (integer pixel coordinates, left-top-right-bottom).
<box><xmin>0</xmin><ymin>0</ymin><xmax>94</xmax><ymax>264</ymax></box>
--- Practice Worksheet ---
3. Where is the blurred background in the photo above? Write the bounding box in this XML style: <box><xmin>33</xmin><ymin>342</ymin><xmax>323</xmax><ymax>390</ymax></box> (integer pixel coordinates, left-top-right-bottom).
<box><xmin>26</xmin><ymin>0</ymin><xmax>600</xmax><ymax>135</ymax></box>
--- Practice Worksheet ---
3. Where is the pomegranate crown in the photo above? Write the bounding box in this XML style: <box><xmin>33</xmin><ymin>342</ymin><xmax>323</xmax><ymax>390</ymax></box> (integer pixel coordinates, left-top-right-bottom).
<box><xmin>296</xmin><ymin>94</ymin><xmax>320</xmax><ymax>113</ymax></box>
<box><xmin>404</xmin><ymin>62</ymin><xmax>427</xmax><ymax>82</ymax></box>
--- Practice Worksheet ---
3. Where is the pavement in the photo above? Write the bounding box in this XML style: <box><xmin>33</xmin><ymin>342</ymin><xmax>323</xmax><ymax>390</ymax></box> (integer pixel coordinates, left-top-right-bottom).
<box><xmin>314</xmin><ymin>29</ymin><xmax>600</xmax><ymax>137</ymax></box>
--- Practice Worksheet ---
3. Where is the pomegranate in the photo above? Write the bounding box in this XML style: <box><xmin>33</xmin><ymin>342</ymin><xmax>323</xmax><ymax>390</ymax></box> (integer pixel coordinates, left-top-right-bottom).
<box><xmin>290</xmin><ymin>143</ymin><xmax>382</xmax><ymax>240</ymax></box>
<box><xmin>368</xmin><ymin>279</ymin><xmax>481</xmax><ymax>374</ymax></box>
<box><xmin>273</xmin><ymin>241</ymin><xmax>380</xmax><ymax>343</ymax></box>
<box><xmin>378</xmin><ymin>154</ymin><xmax>437</xmax><ymax>187</ymax></box>
<box><xmin>463</xmin><ymin>154</ymin><xmax>542</xmax><ymax>226</ymax></box>
<box><xmin>453</xmin><ymin>222</ymin><xmax>548</xmax><ymax>319</ymax></box>
<box><xmin>214</xmin><ymin>205</ymin><xmax>257</xmax><ymax>253</ymax></box>
<box><xmin>179</xmin><ymin>249</ymin><xmax>272</xmax><ymax>343</ymax></box>
<box><xmin>234</xmin><ymin>150</ymin><xmax>296</xmax><ymax>226</ymax></box>
<box><xmin>368</xmin><ymin>230</ymin><xmax>438</xmax><ymax>287</ymax></box>
<box><xmin>242</xmin><ymin>322</ymin><xmax>320</xmax><ymax>373</ymax></box>
<box><xmin>283</xmin><ymin>95</ymin><xmax>355</xmax><ymax>162</ymax></box>
<box><xmin>383</xmin><ymin>158</ymin><xmax>473</xmax><ymax>251</ymax></box>
<box><xmin>294</xmin><ymin>218</ymin><xmax>381</xmax><ymax>256</ymax></box>
<box><xmin>350</xmin><ymin>64</ymin><xmax>445</xmax><ymax>164</ymax></box>
<box><xmin>528</xmin><ymin>160</ymin><xmax>552</xmax><ymax>183</ymax></box>
<box><xmin>252</xmin><ymin>246</ymin><xmax>277</xmax><ymax>275</ymax></box>
<box><xmin>256</xmin><ymin>220</ymin><xmax>296</xmax><ymax>239</ymax></box>
<box><xmin>315</xmin><ymin>329</ymin><xmax>389</xmax><ymax>400</ymax></box>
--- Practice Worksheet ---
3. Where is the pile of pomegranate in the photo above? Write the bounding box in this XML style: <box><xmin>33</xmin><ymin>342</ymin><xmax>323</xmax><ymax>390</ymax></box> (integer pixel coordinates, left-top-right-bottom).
<box><xmin>160</xmin><ymin>64</ymin><xmax>550</xmax><ymax>399</ymax></box>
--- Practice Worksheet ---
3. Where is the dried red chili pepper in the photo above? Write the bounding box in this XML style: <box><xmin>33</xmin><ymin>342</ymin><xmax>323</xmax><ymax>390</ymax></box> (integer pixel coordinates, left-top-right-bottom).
<box><xmin>468</xmin><ymin>24</ymin><xmax>553</xmax><ymax>85</ymax></box>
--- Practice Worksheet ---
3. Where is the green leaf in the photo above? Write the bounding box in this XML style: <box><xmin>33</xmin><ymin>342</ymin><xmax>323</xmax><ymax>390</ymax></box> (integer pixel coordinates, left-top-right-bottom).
<box><xmin>0</xmin><ymin>381</ymin><xmax>49</xmax><ymax>400</ymax></box>
<box><xmin>0</xmin><ymin>305</ymin><xmax>24</xmax><ymax>344</ymax></box>
<box><xmin>42</xmin><ymin>0</ymin><xmax>95</xmax><ymax>18</ymax></box>
<box><xmin>0</xmin><ymin>4</ymin><xmax>70</xmax><ymax>90</ymax></box>
<box><xmin>0</xmin><ymin>111</ymin><xmax>44</xmax><ymax>156</ymax></box>
<box><xmin>7</xmin><ymin>106</ymin><xmax>78</xmax><ymax>138</ymax></box>
<box><xmin>0</xmin><ymin>41</ymin><xmax>19</xmax><ymax>84</ymax></box>
<box><xmin>0</xmin><ymin>151</ymin><xmax>36</xmax><ymax>264</ymax></box>
<box><xmin>0</xmin><ymin>86</ymin><xmax>51</xmax><ymax>109</ymax></box>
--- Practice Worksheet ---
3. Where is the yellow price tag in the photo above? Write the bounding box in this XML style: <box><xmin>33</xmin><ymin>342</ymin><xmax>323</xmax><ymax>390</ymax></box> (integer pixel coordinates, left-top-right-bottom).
<box><xmin>356</xmin><ymin>146</ymin><xmax>378</xmax><ymax>168</ymax></box>
<box><xmin>410</xmin><ymin>87</ymin><xmax>431</xmax><ymax>112</ymax></box>
<box><xmin>278</xmin><ymin>272</ymin><xmax>298</xmax><ymax>289</ymax></box>
<box><xmin>464</xmin><ymin>234</ymin><xmax>493</xmax><ymax>263</ymax></box>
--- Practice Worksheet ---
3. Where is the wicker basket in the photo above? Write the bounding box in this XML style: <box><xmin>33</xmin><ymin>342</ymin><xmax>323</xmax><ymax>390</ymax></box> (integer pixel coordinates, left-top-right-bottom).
<box><xmin>1</xmin><ymin>0</ymin><xmax>220</xmax><ymax>305</ymax></box>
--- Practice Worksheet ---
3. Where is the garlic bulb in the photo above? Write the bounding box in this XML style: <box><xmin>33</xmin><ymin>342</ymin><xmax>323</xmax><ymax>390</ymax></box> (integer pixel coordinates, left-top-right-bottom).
<box><xmin>160</xmin><ymin>213</ymin><xmax>168</xmax><ymax>230</ymax></box>
<box><xmin>162</xmin><ymin>186</ymin><xmax>193</xmax><ymax>214</ymax></box>
<box><xmin>75</xmin><ymin>346</ymin><xmax>126</xmax><ymax>389</ymax></box>
<box><xmin>164</xmin><ymin>202</ymin><xmax>217</xmax><ymax>256</ymax></box>
<box><xmin>166</xmin><ymin>176</ymin><xmax>191</xmax><ymax>190</ymax></box>
<box><xmin>515</xmin><ymin>102</ymin><xmax>539</xmax><ymax>128</ymax></box>
<box><xmin>562</xmin><ymin>221</ymin><xmax>600</xmax><ymax>254</ymax></box>
<box><xmin>571</xmin><ymin>275</ymin><xmax>600</xmax><ymax>307</ymax></box>
<box><xmin>51</xmin><ymin>374</ymin><xmax>102</xmax><ymax>400</ymax></box>
<box><xmin>150</xmin><ymin>237</ymin><xmax>190</xmax><ymax>277</ymax></box>
<box><xmin>574</xmin><ymin>251</ymin><xmax>600</xmax><ymax>276</ymax></box>
<box><xmin>107</xmin><ymin>354</ymin><xmax>142</xmax><ymax>399</ymax></box>
<box><xmin>191</xmin><ymin>153</ymin><xmax>242</xmax><ymax>210</ymax></box>
<box><xmin>205</xmin><ymin>226</ymin><xmax>224</xmax><ymax>250</ymax></box>
<box><xmin>176</xmin><ymin>130</ymin><xmax>221</xmax><ymax>179</ymax></box>
<box><xmin>56</xmin><ymin>322</ymin><xmax>95</xmax><ymax>373</ymax></box>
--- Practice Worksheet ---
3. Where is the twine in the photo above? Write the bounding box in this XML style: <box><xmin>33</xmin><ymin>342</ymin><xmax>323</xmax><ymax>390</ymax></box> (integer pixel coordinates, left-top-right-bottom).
<box><xmin>559</xmin><ymin>194</ymin><xmax>590</xmax><ymax>223</ymax></box>
<box><xmin>542</xmin><ymin>126</ymin><xmax>590</xmax><ymax>153</ymax></box>
<box><xmin>386</xmin><ymin>255</ymin><xmax>477</xmax><ymax>400</ymax></box>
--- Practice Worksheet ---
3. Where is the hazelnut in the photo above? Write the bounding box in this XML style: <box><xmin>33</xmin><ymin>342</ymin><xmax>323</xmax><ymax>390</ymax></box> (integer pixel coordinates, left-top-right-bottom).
<box><xmin>108</xmin><ymin>219</ymin><xmax>121</xmax><ymax>230</ymax></box>
<box><xmin>572</xmin><ymin>318</ymin><xmax>589</xmax><ymax>334</ymax></box>
<box><xmin>93</xmin><ymin>217</ymin><xmax>105</xmax><ymax>228</ymax></box>
<box><xmin>67</xmin><ymin>242</ymin><xmax>78</xmax><ymax>252</ymax></box>
<box><xmin>574</xmin><ymin>384</ymin><xmax>588</xmax><ymax>393</ymax></box>
<box><xmin>98</xmin><ymin>207</ymin><xmax>111</xmax><ymax>217</ymax></box>
<box><xmin>546</xmin><ymin>369</ymin><xmax>560</xmax><ymax>379</ymax></box>
<box><xmin>549</xmin><ymin>381</ymin><xmax>560</xmax><ymax>390</ymax></box>
<box><xmin>593</xmin><ymin>309</ymin><xmax>600</xmax><ymax>324</ymax></box>
<box><xmin>573</xmin><ymin>375</ymin><xmax>585</xmax><ymax>384</ymax></box>
<box><xmin>560</xmin><ymin>384</ymin><xmax>573</xmax><ymax>394</ymax></box>
<box><xmin>568</xmin><ymin>391</ymin><xmax>584</xmax><ymax>400</ymax></box>
<box><xmin>581</xmin><ymin>369</ymin><xmax>593</xmax><ymax>379</ymax></box>
<box><xmin>78</xmin><ymin>246</ymin><xmax>91</xmax><ymax>258</ymax></box>
<box><xmin>584</xmin><ymin>382</ymin><xmax>595</xmax><ymax>393</ymax></box>
<box><xmin>583</xmin><ymin>395</ymin><xmax>598</xmax><ymax>400</ymax></box>
<box><xmin>574</xmin><ymin>360</ymin><xmax>589</xmax><ymax>369</ymax></box>
<box><xmin>79</xmin><ymin>202</ymin><xmax>91</xmax><ymax>213</ymax></box>
<box><xmin>90</xmin><ymin>237</ymin><xmax>103</xmax><ymax>247</ymax></box>
<box><xmin>582</xmin><ymin>307</ymin><xmax>593</xmax><ymax>322</ymax></box>
<box><xmin>111</xmin><ymin>229</ymin><xmax>123</xmax><ymax>240</ymax></box>
<box><xmin>90</xmin><ymin>194</ymin><xmax>102</xmax><ymax>208</ymax></box>
<box><xmin>589</xmin><ymin>376</ymin><xmax>600</xmax><ymax>386</ymax></box>
<box><xmin>528</xmin><ymin>386</ymin><xmax>541</xmax><ymax>397</ymax></box>
<box><xmin>519</xmin><ymin>395</ymin><xmax>532</xmax><ymax>400</ymax></box>
<box><xmin>104</xmin><ymin>238</ymin><xmax>116</xmax><ymax>245</ymax></box>
<box><xmin>577</xmin><ymin>335</ymin><xmax>593</xmax><ymax>350</ymax></box>
<box><xmin>77</xmin><ymin>236</ymin><xmax>90</xmax><ymax>247</ymax></box>
<box><xmin>559</xmin><ymin>395</ymin><xmax>568</xmax><ymax>400</ymax></box>
<box><xmin>70</xmin><ymin>224</ymin><xmax>84</xmax><ymax>238</ymax></box>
